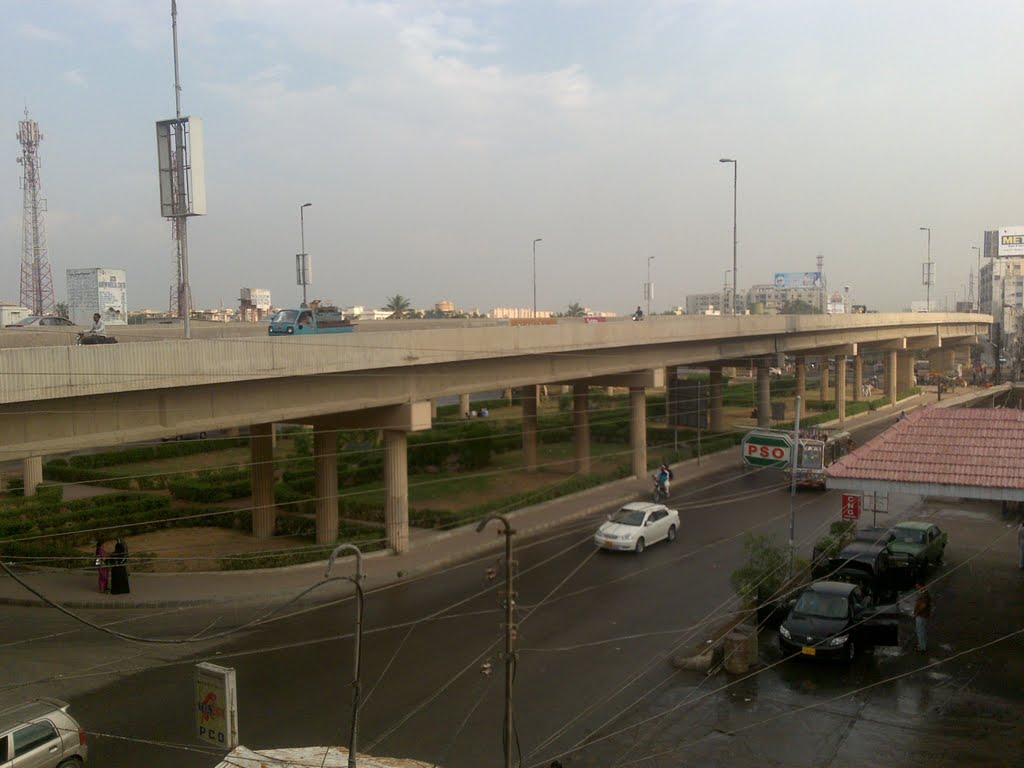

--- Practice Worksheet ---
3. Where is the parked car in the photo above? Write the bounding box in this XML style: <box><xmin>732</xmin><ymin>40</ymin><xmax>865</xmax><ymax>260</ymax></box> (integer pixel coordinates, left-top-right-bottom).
<box><xmin>5</xmin><ymin>316</ymin><xmax>77</xmax><ymax>328</ymax></box>
<box><xmin>778</xmin><ymin>581</ymin><xmax>898</xmax><ymax>662</ymax></box>
<box><xmin>851</xmin><ymin>526</ymin><xmax>895</xmax><ymax>546</ymax></box>
<box><xmin>819</xmin><ymin>538</ymin><xmax>915</xmax><ymax>601</ymax></box>
<box><xmin>593</xmin><ymin>502</ymin><xmax>679</xmax><ymax>554</ymax></box>
<box><xmin>160</xmin><ymin>431</ymin><xmax>208</xmax><ymax>442</ymax></box>
<box><xmin>0</xmin><ymin>697</ymin><xmax>87</xmax><ymax>767</ymax></box>
<box><xmin>890</xmin><ymin>521</ymin><xmax>947</xmax><ymax>573</ymax></box>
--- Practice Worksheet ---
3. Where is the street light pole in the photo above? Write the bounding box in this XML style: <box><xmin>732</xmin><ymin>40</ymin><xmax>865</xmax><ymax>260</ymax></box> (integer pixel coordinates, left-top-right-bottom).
<box><xmin>300</xmin><ymin>202</ymin><xmax>312</xmax><ymax>306</ymax></box>
<box><xmin>646</xmin><ymin>256</ymin><xmax>654</xmax><ymax>317</ymax></box>
<box><xmin>325</xmin><ymin>544</ymin><xmax>365</xmax><ymax>768</ymax></box>
<box><xmin>723</xmin><ymin>269</ymin><xmax>731</xmax><ymax>314</ymax></box>
<box><xmin>720</xmin><ymin>158</ymin><xmax>738</xmax><ymax>315</ymax></box>
<box><xmin>532</xmin><ymin>238</ymin><xmax>542</xmax><ymax>318</ymax></box>
<box><xmin>972</xmin><ymin>245</ymin><xmax>981</xmax><ymax>311</ymax></box>
<box><xmin>920</xmin><ymin>226</ymin><xmax>931</xmax><ymax>312</ymax></box>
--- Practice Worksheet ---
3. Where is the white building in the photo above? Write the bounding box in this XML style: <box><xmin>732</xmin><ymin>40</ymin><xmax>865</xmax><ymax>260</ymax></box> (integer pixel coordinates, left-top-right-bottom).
<box><xmin>0</xmin><ymin>303</ymin><xmax>32</xmax><ymax>325</ymax></box>
<box><xmin>490</xmin><ymin>307</ymin><xmax>553</xmax><ymax>319</ymax></box>
<box><xmin>66</xmin><ymin>267</ymin><xmax>127</xmax><ymax>326</ymax></box>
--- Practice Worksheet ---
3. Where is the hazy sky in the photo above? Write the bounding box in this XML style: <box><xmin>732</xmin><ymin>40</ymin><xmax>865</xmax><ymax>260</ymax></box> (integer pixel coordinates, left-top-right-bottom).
<box><xmin>2</xmin><ymin>1</ymin><xmax>1022</xmax><ymax>316</ymax></box>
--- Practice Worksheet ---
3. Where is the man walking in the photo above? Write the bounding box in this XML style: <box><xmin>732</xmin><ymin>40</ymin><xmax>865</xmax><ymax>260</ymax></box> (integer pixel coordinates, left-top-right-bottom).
<box><xmin>1018</xmin><ymin>522</ymin><xmax>1024</xmax><ymax>569</ymax></box>
<box><xmin>914</xmin><ymin>580</ymin><xmax>932</xmax><ymax>652</ymax></box>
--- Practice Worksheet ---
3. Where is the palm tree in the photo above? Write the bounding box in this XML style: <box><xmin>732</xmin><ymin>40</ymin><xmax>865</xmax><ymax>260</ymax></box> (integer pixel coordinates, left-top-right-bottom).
<box><xmin>384</xmin><ymin>294</ymin><xmax>412</xmax><ymax>319</ymax></box>
<box><xmin>565</xmin><ymin>302</ymin><xmax>586</xmax><ymax>317</ymax></box>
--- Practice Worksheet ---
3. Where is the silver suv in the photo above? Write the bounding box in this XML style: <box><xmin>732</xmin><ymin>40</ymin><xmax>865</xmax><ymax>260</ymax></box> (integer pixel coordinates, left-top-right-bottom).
<box><xmin>0</xmin><ymin>699</ymin><xmax>87</xmax><ymax>767</ymax></box>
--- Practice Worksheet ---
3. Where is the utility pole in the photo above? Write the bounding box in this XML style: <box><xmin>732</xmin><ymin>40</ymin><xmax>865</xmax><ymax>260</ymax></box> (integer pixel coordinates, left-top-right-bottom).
<box><xmin>477</xmin><ymin>515</ymin><xmax>517</xmax><ymax>768</ymax></box>
<box><xmin>326</xmin><ymin>544</ymin><xmax>365</xmax><ymax>768</ymax></box>
<box><xmin>920</xmin><ymin>227</ymin><xmax>932</xmax><ymax>312</ymax></box>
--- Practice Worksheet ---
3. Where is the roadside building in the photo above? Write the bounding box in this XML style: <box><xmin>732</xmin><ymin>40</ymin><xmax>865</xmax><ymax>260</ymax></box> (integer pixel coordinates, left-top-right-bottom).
<box><xmin>239</xmin><ymin>288</ymin><xmax>271</xmax><ymax>322</ymax></box>
<box><xmin>491</xmin><ymin>307</ymin><xmax>553</xmax><ymax>319</ymax></box>
<box><xmin>0</xmin><ymin>303</ymin><xmax>32</xmax><ymax>325</ymax></box>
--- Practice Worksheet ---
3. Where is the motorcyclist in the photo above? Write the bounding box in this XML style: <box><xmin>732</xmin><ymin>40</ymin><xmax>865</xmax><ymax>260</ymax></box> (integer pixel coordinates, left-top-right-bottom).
<box><xmin>88</xmin><ymin>312</ymin><xmax>106</xmax><ymax>336</ymax></box>
<box><xmin>656</xmin><ymin>463</ymin><xmax>672</xmax><ymax>498</ymax></box>
<box><xmin>632</xmin><ymin>306</ymin><xmax>644</xmax><ymax>321</ymax></box>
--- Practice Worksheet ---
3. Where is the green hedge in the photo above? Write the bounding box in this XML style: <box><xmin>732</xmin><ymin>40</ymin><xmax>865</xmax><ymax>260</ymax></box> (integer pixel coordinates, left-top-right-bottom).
<box><xmin>66</xmin><ymin>438</ymin><xmax>248</xmax><ymax>469</ymax></box>
<box><xmin>168</xmin><ymin>470</ymin><xmax>251</xmax><ymax>503</ymax></box>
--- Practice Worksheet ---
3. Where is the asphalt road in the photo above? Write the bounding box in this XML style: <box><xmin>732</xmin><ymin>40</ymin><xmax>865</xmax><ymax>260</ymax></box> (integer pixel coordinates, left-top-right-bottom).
<box><xmin>3</xmin><ymin>416</ymin><xmax>1022</xmax><ymax>767</ymax></box>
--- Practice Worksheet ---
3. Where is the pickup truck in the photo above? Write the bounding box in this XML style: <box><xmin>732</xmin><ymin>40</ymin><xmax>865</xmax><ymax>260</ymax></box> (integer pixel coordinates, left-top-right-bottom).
<box><xmin>267</xmin><ymin>308</ymin><xmax>356</xmax><ymax>336</ymax></box>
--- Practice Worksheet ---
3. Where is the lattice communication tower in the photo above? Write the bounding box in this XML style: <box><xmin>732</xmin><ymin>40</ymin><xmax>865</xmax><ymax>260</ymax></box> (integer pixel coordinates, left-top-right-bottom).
<box><xmin>17</xmin><ymin>110</ymin><xmax>55</xmax><ymax>316</ymax></box>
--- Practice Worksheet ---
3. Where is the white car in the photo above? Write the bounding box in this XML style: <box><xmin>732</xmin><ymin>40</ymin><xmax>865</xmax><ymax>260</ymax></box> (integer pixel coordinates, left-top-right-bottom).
<box><xmin>594</xmin><ymin>502</ymin><xmax>680</xmax><ymax>554</ymax></box>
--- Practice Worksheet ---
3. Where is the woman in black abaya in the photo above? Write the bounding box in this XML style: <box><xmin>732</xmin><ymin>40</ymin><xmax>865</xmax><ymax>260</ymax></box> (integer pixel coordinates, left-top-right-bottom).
<box><xmin>110</xmin><ymin>537</ymin><xmax>130</xmax><ymax>595</ymax></box>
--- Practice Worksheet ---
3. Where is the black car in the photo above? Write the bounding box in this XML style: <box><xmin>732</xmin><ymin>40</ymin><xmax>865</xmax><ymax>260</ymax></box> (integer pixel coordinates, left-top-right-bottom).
<box><xmin>817</xmin><ymin>538</ymin><xmax>916</xmax><ymax>601</ymax></box>
<box><xmin>779</xmin><ymin>581</ymin><xmax>898</xmax><ymax>662</ymax></box>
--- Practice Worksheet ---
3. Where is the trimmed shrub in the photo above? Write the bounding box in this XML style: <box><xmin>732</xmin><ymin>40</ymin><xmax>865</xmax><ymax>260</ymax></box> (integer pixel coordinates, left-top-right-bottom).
<box><xmin>168</xmin><ymin>470</ymin><xmax>251</xmax><ymax>503</ymax></box>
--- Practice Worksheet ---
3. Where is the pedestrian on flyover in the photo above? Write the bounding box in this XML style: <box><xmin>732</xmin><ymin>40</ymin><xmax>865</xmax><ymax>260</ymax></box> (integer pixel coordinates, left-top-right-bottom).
<box><xmin>914</xmin><ymin>580</ymin><xmax>932</xmax><ymax>652</ymax></box>
<box><xmin>110</xmin><ymin>536</ymin><xmax>130</xmax><ymax>595</ymax></box>
<box><xmin>94</xmin><ymin>540</ymin><xmax>109</xmax><ymax>593</ymax></box>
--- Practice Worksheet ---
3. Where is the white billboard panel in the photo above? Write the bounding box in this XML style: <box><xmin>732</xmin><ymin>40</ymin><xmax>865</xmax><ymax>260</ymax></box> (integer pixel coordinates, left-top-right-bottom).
<box><xmin>998</xmin><ymin>226</ymin><xmax>1024</xmax><ymax>257</ymax></box>
<box><xmin>66</xmin><ymin>267</ymin><xmax>128</xmax><ymax>326</ymax></box>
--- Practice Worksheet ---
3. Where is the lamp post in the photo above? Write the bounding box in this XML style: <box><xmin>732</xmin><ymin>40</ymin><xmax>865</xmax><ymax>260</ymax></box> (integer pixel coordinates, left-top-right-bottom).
<box><xmin>972</xmin><ymin>245</ymin><xmax>981</xmax><ymax>311</ymax></box>
<box><xmin>646</xmin><ymin>256</ymin><xmax>654</xmax><ymax>317</ymax></box>
<box><xmin>920</xmin><ymin>226</ymin><xmax>932</xmax><ymax>312</ymax></box>
<box><xmin>532</xmin><ymin>238</ymin><xmax>542</xmax><ymax>318</ymax></box>
<box><xmin>299</xmin><ymin>202</ymin><xmax>312</xmax><ymax>306</ymax></box>
<box><xmin>720</xmin><ymin>158</ymin><xmax>738</xmax><ymax>315</ymax></box>
<box><xmin>325</xmin><ymin>544</ymin><xmax>365</xmax><ymax>768</ymax></box>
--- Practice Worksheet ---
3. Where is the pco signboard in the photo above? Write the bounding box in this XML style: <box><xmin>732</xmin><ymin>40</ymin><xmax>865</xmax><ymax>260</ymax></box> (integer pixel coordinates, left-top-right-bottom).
<box><xmin>741</xmin><ymin>430</ymin><xmax>792</xmax><ymax>468</ymax></box>
<box><xmin>195</xmin><ymin>662</ymin><xmax>238</xmax><ymax>749</ymax></box>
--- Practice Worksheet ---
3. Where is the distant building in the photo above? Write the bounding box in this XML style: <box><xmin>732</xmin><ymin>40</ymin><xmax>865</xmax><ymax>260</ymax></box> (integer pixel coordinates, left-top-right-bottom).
<box><xmin>66</xmin><ymin>267</ymin><xmax>127</xmax><ymax>326</ymax></box>
<box><xmin>685</xmin><ymin>293</ymin><xmax>722</xmax><ymax>315</ymax></box>
<box><xmin>342</xmin><ymin>305</ymin><xmax>392</xmax><ymax>320</ymax></box>
<box><xmin>239</xmin><ymin>288</ymin><xmax>272</xmax><ymax>322</ymax></box>
<box><xmin>490</xmin><ymin>307</ymin><xmax>553</xmax><ymax>319</ymax></box>
<box><xmin>746</xmin><ymin>284</ymin><xmax>822</xmax><ymax>314</ymax></box>
<box><xmin>435</xmin><ymin>299</ymin><xmax>455</xmax><ymax>314</ymax></box>
<box><xmin>0</xmin><ymin>303</ymin><xmax>32</xmax><ymax>325</ymax></box>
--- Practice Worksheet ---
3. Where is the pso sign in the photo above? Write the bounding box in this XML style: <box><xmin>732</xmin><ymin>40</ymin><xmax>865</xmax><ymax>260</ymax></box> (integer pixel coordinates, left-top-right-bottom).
<box><xmin>741</xmin><ymin>431</ymin><xmax>792</xmax><ymax>469</ymax></box>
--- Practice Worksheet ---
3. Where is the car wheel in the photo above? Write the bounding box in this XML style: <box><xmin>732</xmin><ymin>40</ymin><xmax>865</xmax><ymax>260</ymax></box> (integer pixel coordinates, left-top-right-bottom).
<box><xmin>845</xmin><ymin>639</ymin><xmax>856</xmax><ymax>663</ymax></box>
<box><xmin>198</xmin><ymin>431</ymin><xmax>207</xmax><ymax>439</ymax></box>
<box><xmin>56</xmin><ymin>759</ymin><xmax>83</xmax><ymax>768</ymax></box>
<box><xmin>634</xmin><ymin>538</ymin><xmax>645</xmax><ymax>554</ymax></box>
<box><xmin>667</xmin><ymin>525</ymin><xmax>677</xmax><ymax>543</ymax></box>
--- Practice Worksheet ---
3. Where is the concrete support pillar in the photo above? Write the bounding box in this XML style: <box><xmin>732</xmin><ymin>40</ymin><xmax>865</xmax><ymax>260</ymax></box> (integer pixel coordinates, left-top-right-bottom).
<box><xmin>709</xmin><ymin>366</ymin><xmax>725</xmax><ymax>432</ymax></box>
<box><xmin>629</xmin><ymin>387</ymin><xmax>647</xmax><ymax>479</ymax></box>
<box><xmin>665</xmin><ymin>365</ymin><xmax>679</xmax><ymax>427</ymax></box>
<box><xmin>250</xmin><ymin>423</ymin><xmax>276</xmax><ymax>539</ymax></box>
<box><xmin>573</xmin><ymin>383</ymin><xmax>591</xmax><ymax>474</ymax></box>
<box><xmin>834</xmin><ymin>355</ymin><xmax>847</xmax><ymax>426</ymax></box>
<box><xmin>502</xmin><ymin>388</ymin><xmax>513</xmax><ymax>405</ymax></box>
<box><xmin>22</xmin><ymin>456</ymin><xmax>42</xmax><ymax>497</ymax></box>
<box><xmin>384</xmin><ymin>429</ymin><xmax>409</xmax><ymax>555</ymax></box>
<box><xmin>430</xmin><ymin>399</ymin><xmax>438</xmax><ymax>419</ymax></box>
<box><xmin>820</xmin><ymin>360</ymin><xmax>831</xmax><ymax>401</ymax></box>
<box><xmin>853</xmin><ymin>355</ymin><xmax>863</xmax><ymax>402</ymax></box>
<box><xmin>522</xmin><ymin>385</ymin><xmax>539</xmax><ymax>472</ymax></box>
<box><xmin>756</xmin><ymin>362</ymin><xmax>771</xmax><ymax>428</ymax></box>
<box><xmin>313</xmin><ymin>429</ymin><xmax>339</xmax><ymax>546</ymax></box>
<box><xmin>271</xmin><ymin>422</ymin><xmax>277</xmax><ymax>450</ymax></box>
<box><xmin>459</xmin><ymin>394</ymin><xmax>471</xmax><ymax>418</ymax></box>
<box><xmin>897</xmin><ymin>351</ymin><xmax>915</xmax><ymax>393</ymax></box>
<box><xmin>886</xmin><ymin>350</ymin><xmax>898</xmax><ymax>405</ymax></box>
<box><xmin>795</xmin><ymin>357</ymin><xmax>807</xmax><ymax>403</ymax></box>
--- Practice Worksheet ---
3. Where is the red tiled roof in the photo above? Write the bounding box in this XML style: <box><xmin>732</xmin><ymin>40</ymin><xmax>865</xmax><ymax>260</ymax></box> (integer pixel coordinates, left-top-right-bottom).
<box><xmin>827</xmin><ymin>406</ymin><xmax>1024</xmax><ymax>490</ymax></box>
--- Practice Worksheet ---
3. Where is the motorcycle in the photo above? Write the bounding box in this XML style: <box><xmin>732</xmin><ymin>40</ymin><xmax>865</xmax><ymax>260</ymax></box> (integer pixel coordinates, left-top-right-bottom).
<box><xmin>652</xmin><ymin>474</ymin><xmax>669</xmax><ymax>502</ymax></box>
<box><xmin>76</xmin><ymin>331</ymin><xmax>118</xmax><ymax>345</ymax></box>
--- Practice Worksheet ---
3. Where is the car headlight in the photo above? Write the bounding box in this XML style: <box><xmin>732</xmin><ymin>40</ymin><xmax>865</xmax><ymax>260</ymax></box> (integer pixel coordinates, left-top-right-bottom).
<box><xmin>600</xmin><ymin>532</ymin><xmax>616</xmax><ymax>540</ymax></box>
<box><xmin>828</xmin><ymin>634</ymin><xmax>849</xmax><ymax>647</ymax></box>
<box><xmin>779</xmin><ymin>625</ymin><xmax>791</xmax><ymax>640</ymax></box>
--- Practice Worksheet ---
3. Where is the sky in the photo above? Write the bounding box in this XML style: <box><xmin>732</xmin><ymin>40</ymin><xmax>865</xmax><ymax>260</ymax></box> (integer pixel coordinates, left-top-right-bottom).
<box><xmin>2</xmin><ymin>0</ymin><xmax>1023</xmax><ymax>316</ymax></box>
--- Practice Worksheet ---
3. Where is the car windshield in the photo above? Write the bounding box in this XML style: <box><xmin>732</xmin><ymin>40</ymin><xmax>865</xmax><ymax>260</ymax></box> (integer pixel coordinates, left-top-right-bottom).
<box><xmin>609</xmin><ymin>509</ymin><xmax>646</xmax><ymax>526</ymax></box>
<box><xmin>270</xmin><ymin>310</ymin><xmax>298</xmax><ymax>324</ymax></box>
<box><xmin>793</xmin><ymin>592</ymin><xmax>849</xmax><ymax>619</ymax></box>
<box><xmin>14</xmin><ymin>317</ymin><xmax>40</xmax><ymax>325</ymax></box>
<box><xmin>893</xmin><ymin>528</ymin><xmax>926</xmax><ymax>545</ymax></box>
<box><xmin>798</xmin><ymin>441</ymin><xmax>824</xmax><ymax>469</ymax></box>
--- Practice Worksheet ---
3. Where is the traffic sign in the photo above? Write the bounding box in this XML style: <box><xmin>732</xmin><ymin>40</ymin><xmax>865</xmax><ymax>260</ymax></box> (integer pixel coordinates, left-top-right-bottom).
<box><xmin>741</xmin><ymin>430</ymin><xmax>792</xmax><ymax>468</ymax></box>
<box><xmin>841</xmin><ymin>493</ymin><xmax>862</xmax><ymax>521</ymax></box>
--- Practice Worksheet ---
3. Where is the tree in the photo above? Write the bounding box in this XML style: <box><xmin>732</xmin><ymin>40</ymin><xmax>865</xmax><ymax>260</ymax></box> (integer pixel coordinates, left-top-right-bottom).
<box><xmin>55</xmin><ymin>302</ymin><xmax>69</xmax><ymax>319</ymax></box>
<box><xmin>565</xmin><ymin>302</ymin><xmax>586</xmax><ymax>317</ymax></box>
<box><xmin>780</xmin><ymin>299</ymin><xmax>822</xmax><ymax>315</ymax></box>
<box><xmin>383</xmin><ymin>294</ymin><xmax>412</xmax><ymax>319</ymax></box>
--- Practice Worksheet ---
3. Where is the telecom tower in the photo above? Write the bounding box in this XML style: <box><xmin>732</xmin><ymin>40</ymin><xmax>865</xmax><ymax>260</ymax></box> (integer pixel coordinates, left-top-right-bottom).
<box><xmin>16</xmin><ymin>110</ymin><xmax>55</xmax><ymax>316</ymax></box>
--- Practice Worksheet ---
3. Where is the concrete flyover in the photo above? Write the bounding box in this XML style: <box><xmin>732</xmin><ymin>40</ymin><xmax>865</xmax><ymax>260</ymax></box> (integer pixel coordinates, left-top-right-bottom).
<box><xmin>0</xmin><ymin>312</ymin><xmax>990</xmax><ymax>549</ymax></box>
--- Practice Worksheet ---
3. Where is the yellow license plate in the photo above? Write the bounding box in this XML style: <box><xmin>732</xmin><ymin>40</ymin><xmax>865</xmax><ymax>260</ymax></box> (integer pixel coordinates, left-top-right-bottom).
<box><xmin>801</xmin><ymin>647</ymin><xmax>817</xmax><ymax>656</ymax></box>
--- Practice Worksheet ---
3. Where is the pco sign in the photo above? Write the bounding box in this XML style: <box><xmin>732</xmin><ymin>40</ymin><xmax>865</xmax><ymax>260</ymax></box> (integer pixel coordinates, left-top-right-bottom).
<box><xmin>195</xmin><ymin>662</ymin><xmax>238</xmax><ymax>749</ymax></box>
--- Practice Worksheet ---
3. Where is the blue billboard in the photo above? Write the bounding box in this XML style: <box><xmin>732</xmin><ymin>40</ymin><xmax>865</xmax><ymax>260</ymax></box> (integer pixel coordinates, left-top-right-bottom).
<box><xmin>774</xmin><ymin>272</ymin><xmax>823</xmax><ymax>288</ymax></box>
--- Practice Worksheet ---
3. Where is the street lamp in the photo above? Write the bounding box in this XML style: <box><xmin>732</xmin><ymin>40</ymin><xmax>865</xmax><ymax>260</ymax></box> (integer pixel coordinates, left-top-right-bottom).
<box><xmin>646</xmin><ymin>256</ymin><xmax>655</xmax><ymax>317</ymax></box>
<box><xmin>919</xmin><ymin>226</ymin><xmax>932</xmax><ymax>312</ymax></box>
<box><xmin>971</xmin><ymin>245</ymin><xmax>981</xmax><ymax>311</ymax></box>
<box><xmin>299</xmin><ymin>202</ymin><xmax>312</xmax><ymax>306</ymax></box>
<box><xmin>719</xmin><ymin>158</ymin><xmax>738</xmax><ymax>315</ymax></box>
<box><xmin>532</xmin><ymin>238</ymin><xmax>542</xmax><ymax>318</ymax></box>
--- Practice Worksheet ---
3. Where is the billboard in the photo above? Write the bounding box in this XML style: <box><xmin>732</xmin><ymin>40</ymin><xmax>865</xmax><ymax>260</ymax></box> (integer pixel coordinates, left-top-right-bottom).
<box><xmin>774</xmin><ymin>272</ymin><xmax>823</xmax><ymax>288</ymax></box>
<box><xmin>998</xmin><ymin>226</ymin><xmax>1024</xmax><ymax>257</ymax></box>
